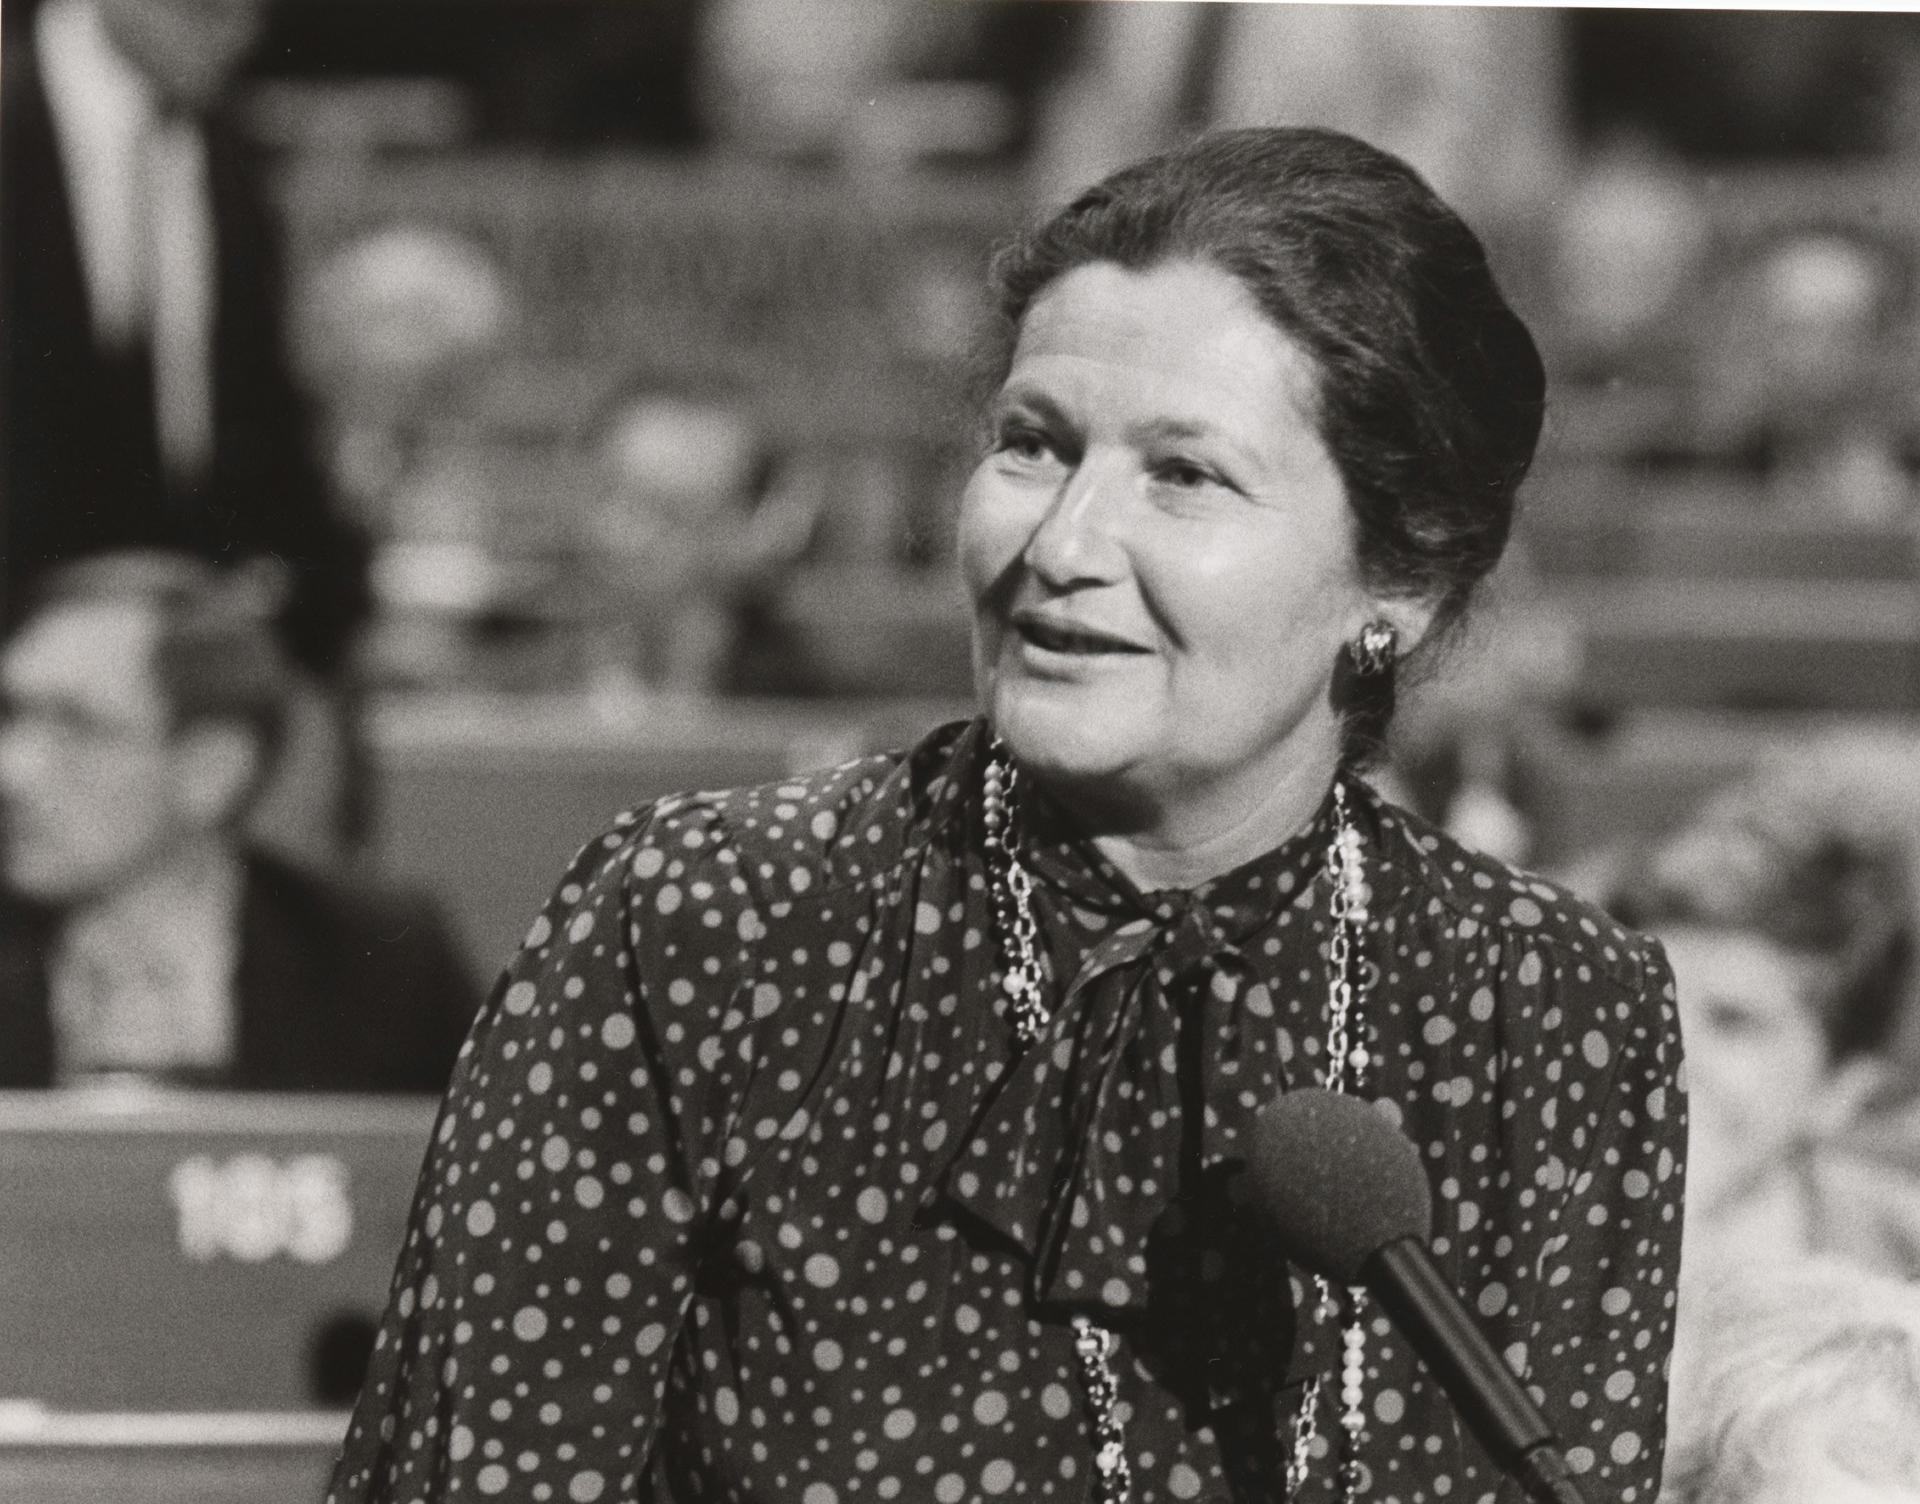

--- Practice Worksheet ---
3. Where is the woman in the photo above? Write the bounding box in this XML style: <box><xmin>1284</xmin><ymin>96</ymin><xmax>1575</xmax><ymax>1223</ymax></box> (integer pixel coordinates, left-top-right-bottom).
<box><xmin>331</xmin><ymin>130</ymin><xmax>1683</xmax><ymax>1504</ymax></box>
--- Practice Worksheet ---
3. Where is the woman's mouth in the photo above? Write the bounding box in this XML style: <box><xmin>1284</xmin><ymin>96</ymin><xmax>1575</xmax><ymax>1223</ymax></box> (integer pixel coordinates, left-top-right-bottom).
<box><xmin>1011</xmin><ymin>611</ymin><xmax>1150</xmax><ymax>657</ymax></box>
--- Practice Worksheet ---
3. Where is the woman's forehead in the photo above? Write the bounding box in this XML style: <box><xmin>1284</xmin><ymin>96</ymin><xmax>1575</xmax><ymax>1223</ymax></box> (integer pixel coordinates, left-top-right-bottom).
<box><xmin>1004</xmin><ymin>261</ymin><xmax>1326</xmax><ymax>465</ymax></box>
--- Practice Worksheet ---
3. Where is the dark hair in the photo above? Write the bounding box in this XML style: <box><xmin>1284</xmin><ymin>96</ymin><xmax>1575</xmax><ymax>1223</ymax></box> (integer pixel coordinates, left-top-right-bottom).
<box><xmin>987</xmin><ymin>128</ymin><xmax>1546</xmax><ymax>763</ymax></box>
<box><xmin>22</xmin><ymin>551</ymin><xmax>293</xmax><ymax>816</ymax></box>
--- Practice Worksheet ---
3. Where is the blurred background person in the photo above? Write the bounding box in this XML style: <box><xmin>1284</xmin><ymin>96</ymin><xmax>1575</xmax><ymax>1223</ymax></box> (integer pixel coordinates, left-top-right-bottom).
<box><xmin>1659</xmin><ymin>1261</ymin><xmax>1920</xmax><ymax>1504</ymax></box>
<box><xmin>0</xmin><ymin>0</ymin><xmax>373</xmax><ymax>850</ymax></box>
<box><xmin>1601</xmin><ymin>749</ymin><xmax>1920</xmax><ymax>1287</ymax></box>
<box><xmin>584</xmin><ymin>389</ymin><xmax>816</xmax><ymax>700</ymax></box>
<box><xmin>0</xmin><ymin>552</ymin><xmax>475</xmax><ymax>1092</ymax></box>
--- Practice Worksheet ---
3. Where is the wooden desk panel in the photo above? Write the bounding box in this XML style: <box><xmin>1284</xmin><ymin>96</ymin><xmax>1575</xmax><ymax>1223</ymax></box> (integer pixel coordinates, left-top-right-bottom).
<box><xmin>0</xmin><ymin>1093</ymin><xmax>435</xmax><ymax>1412</ymax></box>
<box><xmin>1553</xmin><ymin>581</ymin><xmax>1920</xmax><ymax>710</ymax></box>
<box><xmin>0</xmin><ymin>1412</ymin><xmax>342</xmax><ymax>1504</ymax></box>
<box><xmin>369</xmin><ymin>694</ymin><xmax>966</xmax><ymax>976</ymax></box>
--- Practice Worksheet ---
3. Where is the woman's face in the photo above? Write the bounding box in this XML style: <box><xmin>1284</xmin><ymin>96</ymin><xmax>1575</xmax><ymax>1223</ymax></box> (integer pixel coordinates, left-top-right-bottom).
<box><xmin>1662</xmin><ymin>925</ymin><xmax>1828</xmax><ymax>1213</ymax></box>
<box><xmin>959</xmin><ymin>259</ymin><xmax>1409</xmax><ymax>828</ymax></box>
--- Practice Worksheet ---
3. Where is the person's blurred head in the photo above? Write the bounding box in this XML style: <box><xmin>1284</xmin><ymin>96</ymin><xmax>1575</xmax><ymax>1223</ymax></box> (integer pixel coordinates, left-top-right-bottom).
<box><xmin>963</xmin><ymin>126</ymin><xmax>1545</xmax><ymax>815</ymax></box>
<box><xmin>0</xmin><ymin>553</ymin><xmax>290</xmax><ymax>906</ymax></box>
<box><xmin>1663</xmin><ymin>1261</ymin><xmax>1920</xmax><ymax>1504</ymax></box>
<box><xmin>1610</xmin><ymin>764</ymin><xmax>1915</xmax><ymax>1214</ymax></box>
<box><xmin>95</xmin><ymin>0</ymin><xmax>265</xmax><ymax>113</ymax></box>
<box><xmin>597</xmin><ymin>393</ymin><xmax>766</xmax><ymax>533</ymax></box>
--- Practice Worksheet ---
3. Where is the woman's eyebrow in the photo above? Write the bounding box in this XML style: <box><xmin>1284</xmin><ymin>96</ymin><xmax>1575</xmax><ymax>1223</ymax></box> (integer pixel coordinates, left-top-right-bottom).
<box><xmin>991</xmin><ymin>384</ymin><xmax>1070</xmax><ymax>425</ymax></box>
<box><xmin>1131</xmin><ymin>416</ymin><xmax>1263</xmax><ymax>469</ymax></box>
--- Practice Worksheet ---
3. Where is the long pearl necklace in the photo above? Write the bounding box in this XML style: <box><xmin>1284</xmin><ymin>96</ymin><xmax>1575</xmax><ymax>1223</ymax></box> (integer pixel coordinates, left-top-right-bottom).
<box><xmin>981</xmin><ymin>745</ymin><xmax>1373</xmax><ymax>1503</ymax></box>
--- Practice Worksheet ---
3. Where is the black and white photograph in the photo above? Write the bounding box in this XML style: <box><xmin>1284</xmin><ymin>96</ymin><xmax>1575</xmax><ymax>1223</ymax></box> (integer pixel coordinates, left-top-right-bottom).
<box><xmin>2</xmin><ymin>2</ymin><xmax>1919</xmax><ymax>1501</ymax></box>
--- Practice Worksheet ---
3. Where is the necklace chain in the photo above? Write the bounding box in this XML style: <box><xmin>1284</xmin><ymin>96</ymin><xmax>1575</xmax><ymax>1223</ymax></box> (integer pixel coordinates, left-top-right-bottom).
<box><xmin>982</xmin><ymin>744</ymin><xmax>1371</xmax><ymax>1503</ymax></box>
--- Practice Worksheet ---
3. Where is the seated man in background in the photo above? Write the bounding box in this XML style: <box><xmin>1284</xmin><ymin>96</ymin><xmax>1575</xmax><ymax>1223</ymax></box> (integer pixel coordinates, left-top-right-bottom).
<box><xmin>0</xmin><ymin>552</ymin><xmax>476</xmax><ymax>1091</ymax></box>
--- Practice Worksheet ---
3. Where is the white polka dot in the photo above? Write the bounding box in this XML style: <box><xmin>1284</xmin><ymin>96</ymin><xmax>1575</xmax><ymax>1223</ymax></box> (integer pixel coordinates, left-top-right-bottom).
<box><xmin>569</xmin><ymin>1470</ymin><xmax>606</xmax><ymax>1502</ymax></box>
<box><xmin>513</xmin><ymin>1306</ymin><xmax>548</xmax><ymax>1341</ymax></box>
<box><xmin>804</xmin><ymin>1253</ymin><xmax>841</xmax><ymax>1288</ymax></box>
<box><xmin>465</xmin><ymin>1200</ymin><xmax>495</xmax><ymax>1236</ymax></box>
<box><xmin>601</xmin><ymin>1013</ymin><xmax>635</xmax><ymax>1050</ymax></box>
<box><xmin>503</xmin><ymin>981</ymin><xmax>536</xmax><ymax>1016</ymax></box>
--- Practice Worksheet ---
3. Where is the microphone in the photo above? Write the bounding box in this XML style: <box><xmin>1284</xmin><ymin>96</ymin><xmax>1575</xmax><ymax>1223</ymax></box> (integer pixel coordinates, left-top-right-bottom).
<box><xmin>1244</xmin><ymin>1089</ymin><xmax>1590</xmax><ymax>1504</ymax></box>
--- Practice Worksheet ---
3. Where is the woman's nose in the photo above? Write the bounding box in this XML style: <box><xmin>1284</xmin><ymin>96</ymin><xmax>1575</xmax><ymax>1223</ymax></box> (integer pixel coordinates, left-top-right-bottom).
<box><xmin>1021</xmin><ymin>460</ymin><xmax>1127</xmax><ymax>589</ymax></box>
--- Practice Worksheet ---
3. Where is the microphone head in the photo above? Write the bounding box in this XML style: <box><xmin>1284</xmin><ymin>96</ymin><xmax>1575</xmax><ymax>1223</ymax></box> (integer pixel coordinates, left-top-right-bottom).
<box><xmin>1243</xmin><ymin>1089</ymin><xmax>1433</xmax><ymax>1284</ymax></box>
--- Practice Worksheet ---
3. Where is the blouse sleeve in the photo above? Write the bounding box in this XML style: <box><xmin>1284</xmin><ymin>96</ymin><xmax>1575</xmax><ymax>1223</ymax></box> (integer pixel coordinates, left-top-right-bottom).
<box><xmin>1519</xmin><ymin>940</ymin><xmax>1686</xmax><ymax>1504</ymax></box>
<box><xmin>328</xmin><ymin>803</ymin><xmax>757</xmax><ymax>1503</ymax></box>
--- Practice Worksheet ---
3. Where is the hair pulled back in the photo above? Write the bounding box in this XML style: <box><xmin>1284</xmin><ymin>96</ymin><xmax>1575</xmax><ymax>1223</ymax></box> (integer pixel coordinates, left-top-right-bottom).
<box><xmin>987</xmin><ymin>128</ymin><xmax>1546</xmax><ymax>760</ymax></box>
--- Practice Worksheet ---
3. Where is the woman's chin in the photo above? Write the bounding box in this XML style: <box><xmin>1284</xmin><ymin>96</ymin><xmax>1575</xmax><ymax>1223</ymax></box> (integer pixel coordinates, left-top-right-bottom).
<box><xmin>985</xmin><ymin>684</ymin><xmax>1140</xmax><ymax>789</ymax></box>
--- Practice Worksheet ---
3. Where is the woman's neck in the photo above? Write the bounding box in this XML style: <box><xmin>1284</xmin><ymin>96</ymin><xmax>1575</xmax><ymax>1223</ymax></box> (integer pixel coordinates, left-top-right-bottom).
<box><xmin>1040</xmin><ymin>749</ymin><xmax>1342</xmax><ymax>893</ymax></box>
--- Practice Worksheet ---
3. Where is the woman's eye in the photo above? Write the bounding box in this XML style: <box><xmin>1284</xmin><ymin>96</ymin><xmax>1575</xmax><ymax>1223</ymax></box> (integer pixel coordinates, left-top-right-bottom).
<box><xmin>1153</xmin><ymin>458</ymin><xmax>1218</xmax><ymax>490</ymax></box>
<box><xmin>995</xmin><ymin>426</ymin><xmax>1054</xmax><ymax>463</ymax></box>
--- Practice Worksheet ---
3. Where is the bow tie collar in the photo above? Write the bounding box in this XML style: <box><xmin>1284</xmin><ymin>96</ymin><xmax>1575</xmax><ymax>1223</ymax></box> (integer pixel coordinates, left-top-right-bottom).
<box><xmin>933</xmin><ymin>779</ymin><xmax>1349</xmax><ymax>1319</ymax></box>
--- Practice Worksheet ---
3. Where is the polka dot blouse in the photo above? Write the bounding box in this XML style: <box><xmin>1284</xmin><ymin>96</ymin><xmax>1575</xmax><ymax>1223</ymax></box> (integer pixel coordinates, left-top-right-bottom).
<box><xmin>330</xmin><ymin>720</ymin><xmax>1685</xmax><ymax>1504</ymax></box>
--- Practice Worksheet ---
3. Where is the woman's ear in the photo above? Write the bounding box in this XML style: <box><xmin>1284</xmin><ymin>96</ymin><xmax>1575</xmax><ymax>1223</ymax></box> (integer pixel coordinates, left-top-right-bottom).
<box><xmin>1368</xmin><ymin>595</ymin><xmax>1441</xmax><ymax>662</ymax></box>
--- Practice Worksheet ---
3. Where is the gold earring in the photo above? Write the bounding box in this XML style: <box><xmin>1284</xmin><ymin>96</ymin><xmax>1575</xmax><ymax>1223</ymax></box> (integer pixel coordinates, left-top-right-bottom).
<box><xmin>1348</xmin><ymin>620</ymin><xmax>1397</xmax><ymax>676</ymax></box>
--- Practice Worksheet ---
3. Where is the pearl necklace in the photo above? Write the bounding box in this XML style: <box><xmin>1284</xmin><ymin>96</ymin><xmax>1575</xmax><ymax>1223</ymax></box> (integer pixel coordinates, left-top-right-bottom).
<box><xmin>981</xmin><ymin>744</ymin><xmax>1373</xmax><ymax>1503</ymax></box>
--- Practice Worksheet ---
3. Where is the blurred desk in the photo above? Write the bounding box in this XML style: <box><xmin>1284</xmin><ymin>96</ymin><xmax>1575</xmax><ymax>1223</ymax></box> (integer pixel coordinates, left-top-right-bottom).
<box><xmin>0</xmin><ymin>1089</ymin><xmax>434</xmax><ymax>1412</ymax></box>
<box><xmin>1551</xmin><ymin>580</ymin><xmax>1920</xmax><ymax>711</ymax></box>
<box><xmin>369</xmin><ymin>692</ymin><xmax>967</xmax><ymax>976</ymax></box>
<box><xmin>1517</xmin><ymin>709</ymin><xmax>1920</xmax><ymax>863</ymax></box>
<box><xmin>0</xmin><ymin>1410</ymin><xmax>343</xmax><ymax>1504</ymax></box>
<box><xmin>1527</xmin><ymin>500</ymin><xmax>1920</xmax><ymax>583</ymax></box>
